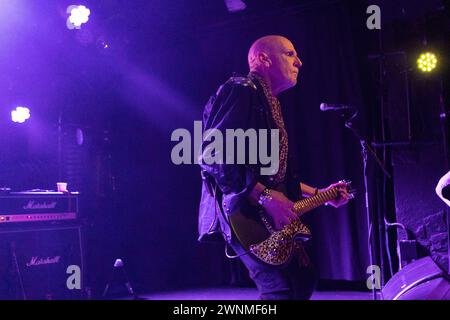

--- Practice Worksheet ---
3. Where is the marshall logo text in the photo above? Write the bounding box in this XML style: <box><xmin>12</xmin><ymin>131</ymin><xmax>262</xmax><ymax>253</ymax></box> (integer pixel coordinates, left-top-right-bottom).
<box><xmin>26</xmin><ymin>256</ymin><xmax>61</xmax><ymax>267</ymax></box>
<box><xmin>23</xmin><ymin>201</ymin><xmax>57</xmax><ymax>210</ymax></box>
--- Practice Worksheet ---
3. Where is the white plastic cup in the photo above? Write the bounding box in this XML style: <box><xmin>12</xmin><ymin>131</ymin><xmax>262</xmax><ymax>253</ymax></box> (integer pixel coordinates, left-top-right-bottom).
<box><xmin>57</xmin><ymin>182</ymin><xmax>68</xmax><ymax>192</ymax></box>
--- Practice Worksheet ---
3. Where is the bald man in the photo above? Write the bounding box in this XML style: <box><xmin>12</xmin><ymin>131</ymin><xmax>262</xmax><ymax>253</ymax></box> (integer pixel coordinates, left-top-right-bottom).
<box><xmin>198</xmin><ymin>35</ymin><xmax>350</xmax><ymax>300</ymax></box>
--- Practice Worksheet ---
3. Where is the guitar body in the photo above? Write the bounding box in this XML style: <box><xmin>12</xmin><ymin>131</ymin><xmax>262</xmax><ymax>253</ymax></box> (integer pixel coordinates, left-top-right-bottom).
<box><xmin>228</xmin><ymin>181</ymin><xmax>353</xmax><ymax>267</ymax></box>
<box><xmin>229</xmin><ymin>207</ymin><xmax>311</xmax><ymax>267</ymax></box>
<box><xmin>228</xmin><ymin>207</ymin><xmax>272</xmax><ymax>251</ymax></box>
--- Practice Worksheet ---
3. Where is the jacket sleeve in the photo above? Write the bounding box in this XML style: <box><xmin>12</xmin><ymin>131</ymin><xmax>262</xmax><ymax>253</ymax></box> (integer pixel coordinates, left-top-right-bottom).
<box><xmin>200</xmin><ymin>81</ymin><xmax>259</xmax><ymax>215</ymax></box>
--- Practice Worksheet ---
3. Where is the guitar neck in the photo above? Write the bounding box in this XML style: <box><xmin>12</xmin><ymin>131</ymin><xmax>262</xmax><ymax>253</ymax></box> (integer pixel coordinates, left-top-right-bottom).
<box><xmin>293</xmin><ymin>188</ymin><xmax>340</xmax><ymax>216</ymax></box>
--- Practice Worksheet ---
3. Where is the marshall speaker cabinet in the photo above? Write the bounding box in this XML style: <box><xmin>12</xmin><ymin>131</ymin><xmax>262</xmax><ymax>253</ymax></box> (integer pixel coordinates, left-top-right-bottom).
<box><xmin>0</xmin><ymin>225</ymin><xmax>84</xmax><ymax>300</ymax></box>
<box><xmin>0</xmin><ymin>192</ymin><xmax>84</xmax><ymax>300</ymax></box>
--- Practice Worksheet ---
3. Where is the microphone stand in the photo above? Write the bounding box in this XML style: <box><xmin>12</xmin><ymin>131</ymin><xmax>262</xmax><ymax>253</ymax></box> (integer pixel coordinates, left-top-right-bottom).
<box><xmin>438</xmin><ymin>78</ymin><xmax>450</xmax><ymax>276</ymax></box>
<box><xmin>341</xmin><ymin>109</ymin><xmax>391</xmax><ymax>300</ymax></box>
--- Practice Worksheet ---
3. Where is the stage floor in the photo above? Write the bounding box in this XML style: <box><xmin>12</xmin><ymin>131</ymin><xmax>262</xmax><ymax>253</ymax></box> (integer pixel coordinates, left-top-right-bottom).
<box><xmin>120</xmin><ymin>286</ymin><xmax>377</xmax><ymax>300</ymax></box>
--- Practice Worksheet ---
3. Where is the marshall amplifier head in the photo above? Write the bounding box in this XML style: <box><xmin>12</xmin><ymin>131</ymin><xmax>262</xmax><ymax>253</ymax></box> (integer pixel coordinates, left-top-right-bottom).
<box><xmin>0</xmin><ymin>192</ymin><xmax>79</xmax><ymax>224</ymax></box>
<box><xmin>0</xmin><ymin>225</ymin><xmax>84</xmax><ymax>300</ymax></box>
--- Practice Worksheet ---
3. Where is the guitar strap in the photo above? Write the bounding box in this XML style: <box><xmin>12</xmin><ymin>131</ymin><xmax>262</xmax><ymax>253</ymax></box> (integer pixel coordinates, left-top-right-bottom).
<box><xmin>201</xmin><ymin>170</ymin><xmax>233</xmax><ymax>235</ymax></box>
<box><xmin>201</xmin><ymin>169</ymin><xmax>221</xmax><ymax>237</ymax></box>
<box><xmin>201</xmin><ymin>170</ymin><xmax>252</xmax><ymax>259</ymax></box>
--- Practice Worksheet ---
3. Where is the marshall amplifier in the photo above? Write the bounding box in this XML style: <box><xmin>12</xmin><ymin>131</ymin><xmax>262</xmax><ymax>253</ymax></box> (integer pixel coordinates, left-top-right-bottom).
<box><xmin>0</xmin><ymin>225</ymin><xmax>84</xmax><ymax>300</ymax></box>
<box><xmin>0</xmin><ymin>192</ymin><xmax>79</xmax><ymax>225</ymax></box>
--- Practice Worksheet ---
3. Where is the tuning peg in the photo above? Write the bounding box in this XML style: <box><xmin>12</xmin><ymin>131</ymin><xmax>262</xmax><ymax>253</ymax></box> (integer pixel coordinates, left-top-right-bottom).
<box><xmin>348</xmin><ymin>189</ymin><xmax>357</xmax><ymax>199</ymax></box>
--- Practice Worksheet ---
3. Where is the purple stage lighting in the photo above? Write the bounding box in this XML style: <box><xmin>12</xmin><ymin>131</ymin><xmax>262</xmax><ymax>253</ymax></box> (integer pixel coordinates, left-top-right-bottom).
<box><xmin>67</xmin><ymin>5</ymin><xmax>90</xmax><ymax>30</ymax></box>
<box><xmin>225</xmin><ymin>0</ymin><xmax>247</xmax><ymax>12</ymax></box>
<box><xmin>11</xmin><ymin>106</ymin><xmax>31</xmax><ymax>123</ymax></box>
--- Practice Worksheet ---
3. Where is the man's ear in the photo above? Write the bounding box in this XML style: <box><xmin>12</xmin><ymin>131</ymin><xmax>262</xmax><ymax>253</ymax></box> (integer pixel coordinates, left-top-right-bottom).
<box><xmin>258</xmin><ymin>53</ymin><xmax>271</xmax><ymax>67</ymax></box>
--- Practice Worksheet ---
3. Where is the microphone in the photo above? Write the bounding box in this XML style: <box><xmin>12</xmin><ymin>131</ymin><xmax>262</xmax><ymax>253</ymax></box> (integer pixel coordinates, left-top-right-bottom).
<box><xmin>320</xmin><ymin>103</ymin><xmax>354</xmax><ymax>111</ymax></box>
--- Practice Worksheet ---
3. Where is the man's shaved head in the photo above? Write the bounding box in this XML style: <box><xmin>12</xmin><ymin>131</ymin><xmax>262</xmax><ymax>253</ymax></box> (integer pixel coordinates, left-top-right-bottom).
<box><xmin>248</xmin><ymin>35</ymin><xmax>291</xmax><ymax>69</ymax></box>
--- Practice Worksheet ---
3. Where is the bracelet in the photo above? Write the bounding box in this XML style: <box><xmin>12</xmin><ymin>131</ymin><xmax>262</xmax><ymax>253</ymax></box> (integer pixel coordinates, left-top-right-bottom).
<box><xmin>258</xmin><ymin>188</ymin><xmax>272</xmax><ymax>206</ymax></box>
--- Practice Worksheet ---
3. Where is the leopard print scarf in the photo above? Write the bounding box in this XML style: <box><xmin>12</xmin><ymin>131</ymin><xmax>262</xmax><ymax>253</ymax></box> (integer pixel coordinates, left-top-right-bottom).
<box><xmin>249</xmin><ymin>71</ymin><xmax>288</xmax><ymax>185</ymax></box>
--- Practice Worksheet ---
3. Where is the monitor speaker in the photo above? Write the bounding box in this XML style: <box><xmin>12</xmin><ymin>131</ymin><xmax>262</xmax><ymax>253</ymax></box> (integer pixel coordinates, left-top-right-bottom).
<box><xmin>382</xmin><ymin>256</ymin><xmax>450</xmax><ymax>300</ymax></box>
<box><xmin>0</xmin><ymin>225</ymin><xmax>84</xmax><ymax>300</ymax></box>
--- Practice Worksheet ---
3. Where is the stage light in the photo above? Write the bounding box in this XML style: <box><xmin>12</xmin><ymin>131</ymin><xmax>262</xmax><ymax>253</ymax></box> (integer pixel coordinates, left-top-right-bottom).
<box><xmin>11</xmin><ymin>106</ymin><xmax>31</xmax><ymax>123</ymax></box>
<box><xmin>417</xmin><ymin>52</ymin><xmax>437</xmax><ymax>73</ymax></box>
<box><xmin>67</xmin><ymin>5</ymin><xmax>90</xmax><ymax>30</ymax></box>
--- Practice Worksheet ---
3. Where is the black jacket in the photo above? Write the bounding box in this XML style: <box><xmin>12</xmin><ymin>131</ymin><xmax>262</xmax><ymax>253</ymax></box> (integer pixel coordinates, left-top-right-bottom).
<box><xmin>198</xmin><ymin>74</ymin><xmax>301</xmax><ymax>242</ymax></box>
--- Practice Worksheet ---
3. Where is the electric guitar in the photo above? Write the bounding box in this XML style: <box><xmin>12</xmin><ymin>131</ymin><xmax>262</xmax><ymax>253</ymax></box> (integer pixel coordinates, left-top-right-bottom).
<box><xmin>229</xmin><ymin>181</ymin><xmax>355</xmax><ymax>267</ymax></box>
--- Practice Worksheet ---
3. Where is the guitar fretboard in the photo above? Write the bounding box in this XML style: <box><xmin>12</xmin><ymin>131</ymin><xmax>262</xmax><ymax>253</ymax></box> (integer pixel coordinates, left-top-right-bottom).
<box><xmin>293</xmin><ymin>188</ymin><xmax>339</xmax><ymax>215</ymax></box>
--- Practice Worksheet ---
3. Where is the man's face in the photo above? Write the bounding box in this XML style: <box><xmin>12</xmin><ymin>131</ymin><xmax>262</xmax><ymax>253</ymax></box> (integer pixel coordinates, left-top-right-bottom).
<box><xmin>267</xmin><ymin>38</ymin><xmax>302</xmax><ymax>93</ymax></box>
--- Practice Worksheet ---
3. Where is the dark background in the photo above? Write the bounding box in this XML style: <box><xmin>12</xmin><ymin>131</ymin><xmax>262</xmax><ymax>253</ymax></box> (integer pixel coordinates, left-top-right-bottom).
<box><xmin>0</xmin><ymin>0</ymin><xmax>448</xmax><ymax>297</ymax></box>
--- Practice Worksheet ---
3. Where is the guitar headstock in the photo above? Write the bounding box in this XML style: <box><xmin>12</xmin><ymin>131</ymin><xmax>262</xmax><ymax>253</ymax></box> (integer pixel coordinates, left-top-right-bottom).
<box><xmin>338</xmin><ymin>180</ymin><xmax>356</xmax><ymax>199</ymax></box>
